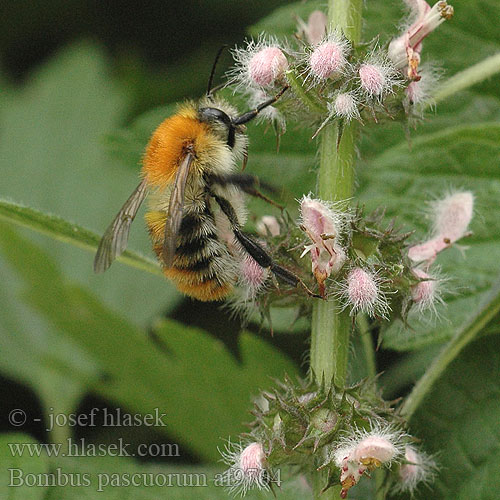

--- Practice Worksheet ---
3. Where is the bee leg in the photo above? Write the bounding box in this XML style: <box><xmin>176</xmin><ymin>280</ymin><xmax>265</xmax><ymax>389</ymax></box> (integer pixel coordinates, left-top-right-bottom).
<box><xmin>235</xmin><ymin>229</ymin><xmax>320</xmax><ymax>298</ymax></box>
<box><xmin>212</xmin><ymin>194</ymin><xmax>320</xmax><ymax>298</ymax></box>
<box><xmin>232</xmin><ymin>86</ymin><xmax>289</xmax><ymax>126</ymax></box>
<box><xmin>209</xmin><ymin>173</ymin><xmax>283</xmax><ymax>209</ymax></box>
<box><xmin>242</xmin><ymin>147</ymin><xmax>248</xmax><ymax>171</ymax></box>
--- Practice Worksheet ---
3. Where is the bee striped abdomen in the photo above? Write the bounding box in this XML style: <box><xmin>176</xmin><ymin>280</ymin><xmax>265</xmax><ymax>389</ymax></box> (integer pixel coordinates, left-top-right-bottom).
<box><xmin>146</xmin><ymin>206</ymin><xmax>235</xmax><ymax>301</ymax></box>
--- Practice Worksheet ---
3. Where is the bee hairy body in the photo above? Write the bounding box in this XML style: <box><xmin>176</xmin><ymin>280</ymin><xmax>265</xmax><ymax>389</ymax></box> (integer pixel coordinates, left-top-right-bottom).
<box><xmin>143</xmin><ymin>100</ymin><xmax>248</xmax><ymax>301</ymax></box>
<box><xmin>92</xmin><ymin>85</ymin><xmax>304</xmax><ymax>302</ymax></box>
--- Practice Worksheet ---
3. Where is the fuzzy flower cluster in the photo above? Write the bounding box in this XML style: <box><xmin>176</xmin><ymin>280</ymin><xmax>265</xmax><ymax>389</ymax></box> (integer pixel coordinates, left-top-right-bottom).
<box><xmin>220</xmin><ymin>442</ymin><xmax>270</xmax><ymax>496</ymax></box>
<box><xmin>228</xmin><ymin>1</ymin><xmax>453</xmax><ymax>138</ymax></box>
<box><xmin>298</xmin><ymin>197</ymin><xmax>391</xmax><ymax>318</ymax></box>
<box><xmin>331</xmin><ymin>425</ymin><xmax>405</xmax><ymax>498</ymax></box>
<box><xmin>221</xmin><ymin>380</ymin><xmax>436</xmax><ymax>498</ymax></box>
<box><xmin>228</xmin><ymin>191</ymin><xmax>473</xmax><ymax>324</ymax></box>
<box><xmin>388</xmin><ymin>0</ymin><xmax>454</xmax><ymax>105</ymax></box>
<box><xmin>296</xmin><ymin>191</ymin><xmax>473</xmax><ymax>317</ymax></box>
<box><xmin>230</xmin><ymin>35</ymin><xmax>290</xmax><ymax>132</ymax></box>
<box><xmin>231</xmin><ymin>28</ymin><xmax>401</xmax><ymax>133</ymax></box>
<box><xmin>299</xmin><ymin>195</ymin><xmax>348</xmax><ymax>297</ymax></box>
<box><xmin>408</xmin><ymin>191</ymin><xmax>474</xmax><ymax>314</ymax></box>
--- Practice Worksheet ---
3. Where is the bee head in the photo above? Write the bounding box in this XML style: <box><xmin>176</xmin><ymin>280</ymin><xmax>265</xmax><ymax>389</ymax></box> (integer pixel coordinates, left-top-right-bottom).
<box><xmin>198</xmin><ymin>106</ymin><xmax>239</xmax><ymax>149</ymax></box>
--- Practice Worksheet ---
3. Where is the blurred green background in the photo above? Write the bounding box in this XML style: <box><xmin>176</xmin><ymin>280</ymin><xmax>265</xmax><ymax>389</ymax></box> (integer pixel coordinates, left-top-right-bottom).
<box><xmin>1</xmin><ymin>1</ymin><xmax>500</xmax><ymax>499</ymax></box>
<box><xmin>0</xmin><ymin>0</ymin><xmax>297</xmax><ymax>465</ymax></box>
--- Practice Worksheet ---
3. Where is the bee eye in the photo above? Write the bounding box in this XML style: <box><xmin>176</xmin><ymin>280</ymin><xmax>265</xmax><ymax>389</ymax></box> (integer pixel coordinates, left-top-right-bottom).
<box><xmin>199</xmin><ymin>107</ymin><xmax>232</xmax><ymax>128</ymax></box>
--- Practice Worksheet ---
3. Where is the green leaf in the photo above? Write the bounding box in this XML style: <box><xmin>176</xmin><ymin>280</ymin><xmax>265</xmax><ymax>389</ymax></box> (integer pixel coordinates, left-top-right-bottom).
<box><xmin>357</xmin><ymin>124</ymin><xmax>500</xmax><ymax>351</ymax></box>
<box><xmin>0</xmin><ymin>434</ymin><xmax>50</xmax><ymax>500</ymax></box>
<box><xmin>360</xmin><ymin>92</ymin><xmax>500</xmax><ymax>161</ymax></box>
<box><xmin>0</xmin><ymin>225</ymin><xmax>299</xmax><ymax>461</ymax></box>
<box><xmin>0</xmin><ymin>198</ymin><xmax>161</xmax><ymax>277</ymax></box>
<box><xmin>401</xmin><ymin>273</ymin><xmax>500</xmax><ymax>419</ymax></box>
<box><xmin>410</xmin><ymin>333</ymin><xmax>500</xmax><ymax>500</ymax></box>
<box><xmin>0</xmin><ymin>222</ymin><xmax>100</xmax><ymax>428</ymax></box>
<box><xmin>379</xmin><ymin>345</ymin><xmax>441</xmax><ymax>399</ymax></box>
<box><xmin>0</xmin><ymin>41</ymin><xmax>181</xmax><ymax>326</ymax></box>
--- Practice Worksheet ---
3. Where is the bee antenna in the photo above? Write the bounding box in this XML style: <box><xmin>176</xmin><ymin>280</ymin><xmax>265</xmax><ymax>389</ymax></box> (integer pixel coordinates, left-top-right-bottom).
<box><xmin>207</xmin><ymin>45</ymin><xmax>228</xmax><ymax>97</ymax></box>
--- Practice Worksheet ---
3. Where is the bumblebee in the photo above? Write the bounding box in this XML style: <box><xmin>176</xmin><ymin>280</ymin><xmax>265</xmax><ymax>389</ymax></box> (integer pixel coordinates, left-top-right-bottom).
<box><xmin>94</xmin><ymin>72</ymin><xmax>309</xmax><ymax>301</ymax></box>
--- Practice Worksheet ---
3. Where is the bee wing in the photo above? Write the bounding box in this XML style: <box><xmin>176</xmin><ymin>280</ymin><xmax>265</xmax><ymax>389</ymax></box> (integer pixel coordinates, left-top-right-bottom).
<box><xmin>162</xmin><ymin>151</ymin><xmax>195</xmax><ymax>267</ymax></box>
<box><xmin>93</xmin><ymin>178</ymin><xmax>149</xmax><ymax>273</ymax></box>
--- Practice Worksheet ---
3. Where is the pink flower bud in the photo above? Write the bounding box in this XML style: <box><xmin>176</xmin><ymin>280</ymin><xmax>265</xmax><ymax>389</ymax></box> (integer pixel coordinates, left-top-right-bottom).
<box><xmin>353</xmin><ymin>435</ymin><xmax>397</xmax><ymax>466</ymax></box>
<box><xmin>406</xmin><ymin>80</ymin><xmax>422</xmax><ymax>104</ymax></box>
<box><xmin>239</xmin><ymin>442</ymin><xmax>266</xmax><ymax>478</ymax></box>
<box><xmin>399</xmin><ymin>445</ymin><xmax>421</xmax><ymax>484</ymax></box>
<box><xmin>304</xmin><ymin>11</ymin><xmax>328</xmax><ymax>45</ymax></box>
<box><xmin>411</xmin><ymin>268</ymin><xmax>440</xmax><ymax>312</ymax></box>
<box><xmin>256</xmin><ymin>215</ymin><xmax>280</xmax><ymax>237</ymax></box>
<box><xmin>394</xmin><ymin>445</ymin><xmax>436</xmax><ymax>494</ymax></box>
<box><xmin>348</xmin><ymin>268</ymin><xmax>378</xmax><ymax>306</ymax></box>
<box><xmin>220</xmin><ymin>441</ymin><xmax>269</xmax><ymax>495</ymax></box>
<box><xmin>344</xmin><ymin>267</ymin><xmax>389</xmax><ymax>318</ymax></box>
<box><xmin>332</xmin><ymin>92</ymin><xmax>360</xmax><ymax>120</ymax></box>
<box><xmin>248</xmin><ymin>47</ymin><xmax>288</xmax><ymax>86</ymax></box>
<box><xmin>309</xmin><ymin>41</ymin><xmax>347</xmax><ymax>79</ymax></box>
<box><xmin>433</xmin><ymin>191</ymin><xmax>474</xmax><ymax>244</ymax></box>
<box><xmin>405</xmin><ymin>66</ymin><xmax>438</xmax><ymax>105</ymax></box>
<box><xmin>358</xmin><ymin>53</ymin><xmax>400</xmax><ymax>99</ymax></box>
<box><xmin>359</xmin><ymin>64</ymin><xmax>386</xmax><ymax>97</ymax></box>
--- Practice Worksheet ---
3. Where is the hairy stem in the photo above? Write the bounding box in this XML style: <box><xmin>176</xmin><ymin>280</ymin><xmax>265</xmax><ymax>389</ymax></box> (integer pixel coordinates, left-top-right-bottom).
<box><xmin>357</xmin><ymin>314</ymin><xmax>376</xmax><ymax>379</ymax></box>
<box><xmin>311</xmin><ymin>1</ymin><xmax>363</xmax><ymax>498</ymax></box>
<box><xmin>328</xmin><ymin>0</ymin><xmax>363</xmax><ymax>44</ymax></box>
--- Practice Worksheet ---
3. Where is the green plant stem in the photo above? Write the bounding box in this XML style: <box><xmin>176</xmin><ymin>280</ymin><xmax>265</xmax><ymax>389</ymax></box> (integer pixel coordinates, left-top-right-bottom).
<box><xmin>356</xmin><ymin>314</ymin><xmax>376</xmax><ymax>379</ymax></box>
<box><xmin>328</xmin><ymin>0</ymin><xmax>363</xmax><ymax>43</ymax></box>
<box><xmin>356</xmin><ymin>315</ymin><xmax>385</xmax><ymax>500</ymax></box>
<box><xmin>310</xmin><ymin>1</ymin><xmax>363</xmax><ymax>499</ymax></box>
<box><xmin>311</xmin><ymin>296</ymin><xmax>351</xmax><ymax>386</ymax></box>
<box><xmin>310</xmin><ymin>108</ymin><xmax>357</xmax><ymax>392</ymax></box>
<box><xmin>425</xmin><ymin>52</ymin><xmax>500</xmax><ymax>108</ymax></box>
<box><xmin>310</xmin><ymin>0</ymin><xmax>361</xmax><ymax>394</ymax></box>
<box><xmin>401</xmin><ymin>274</ymin><xmax>500</xmax><ymax>420</ymax></box>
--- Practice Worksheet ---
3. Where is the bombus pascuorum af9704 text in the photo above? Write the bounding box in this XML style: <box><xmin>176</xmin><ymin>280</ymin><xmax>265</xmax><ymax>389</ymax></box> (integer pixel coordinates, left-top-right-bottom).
<box><xmin>94</xmin><ymin>55</ymin><xmax>314</xmax><ymax>302</ymax></box>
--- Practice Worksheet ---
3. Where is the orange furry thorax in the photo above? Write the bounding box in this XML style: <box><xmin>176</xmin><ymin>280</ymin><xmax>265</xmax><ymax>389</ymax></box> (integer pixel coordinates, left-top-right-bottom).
<box><xmin>141</xmin><ymin>103</ymin><xmax>241</xmax><ymax>302</ymax></box>
<box><xmin>142</xmin><ymin>106</ymin><xmax>212</xmax><ymax>187</ymax></box>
